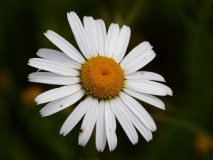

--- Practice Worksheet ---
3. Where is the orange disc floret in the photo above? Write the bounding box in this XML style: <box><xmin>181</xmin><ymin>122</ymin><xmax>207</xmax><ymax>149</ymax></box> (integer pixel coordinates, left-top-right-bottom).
<box><xmin>80</xmin><ymin>56</ymin><xmax>124</xmax><ymax>99</ymax></box>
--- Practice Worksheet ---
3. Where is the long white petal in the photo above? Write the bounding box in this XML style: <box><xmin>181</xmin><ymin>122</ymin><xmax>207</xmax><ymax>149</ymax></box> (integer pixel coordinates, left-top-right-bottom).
<box><xmin>28</xmin><ymin>72</ymin><xmax>80</xmax><ymax>85</ymax></box>
<box><xmin>35</xmin><ymin>84</ymin><xmax>82</xmax><ymax>104</ymax></box>
<box><xmin>44</xmin><ymin>30</ymin><xmax>85</xmax><ymax>64</ymax></box>
<box><xmin>37</xmin><ymin>49</ymin><xmax>81</xmax><ymax>70</ymax></box>
<box><xmin>105</xmin><ymin>100</ymin><xmax>117</xmax><ymax>151</ymax></box>
<box><xmin>79</xmin><ymin>98</ymin><xmax>98</xmax><ymax>146</ymax></box>
<box><xmin>123</xmin><ymin>88</ymin><xmax>165</xmax><ymax>110</ymax></box>
<box><xmin>116</xmin><ymin>97</ymin><xmax>153</xmax><ymax>141</ymax></box>
<box><xmin>125</xmin><ymin>80</ymin><xmax>173</xmax><ymax>96</ymax></box>
<box><xmin>28</xmin><ymin>58</ymin><xmax>79</xmax><ymax>76</ymax></box>
<box><xmin>125</xmin><ymin>71</ymin><xmax>165</xmax><ymax>82</ymax></box>
<box><xmin>60</xmin><ymin>96</ymin><xmax>93</xmax><ymax>136</ymax></box>
<box><xmin>113</xmin><ymin>25</ymin><xmax>131</xmax><ymax>63</ymax></box>
<box><xmin>95</xmin><ymin>19</ymin><xmax>106</xmax><ymax>56</ymax></box>
<box><xmin>67</xmin><ymin>12</ymin><xmax>92</xmax><ymax>60</ymax></box>
<box><xmin>105</xmin><ymin>24</ymin><xmax>120</xmax><ymax>58</ymax></box>
<box><xmin>96</xmin><ymin>100</ymin><xmax>107</xmax><ymax>152</ymax></box>
<box><xmin>120</xmin><ymin>41</ymin><xmax>153</xmax><ymax>68</ymax></box>
<box><xmin>111</xmin><ymin>98</ymin><xmax>138</xmax><ymax>144</ymax></box>
<box><xmin>84</xmin><ymin>16</ymin><xmax>98</xmax><ymax>57</ymax></box>
<box><xmin>40</xmin><ymin>89</ymin><xmax>85</xmax><ymax>117</ymax></box>
<box><xmin>124</xmin><ymin>50</ymin><xmax>156</xmax><ymax>75</ymax></box>
<box><xmin>119</xmin><ymin>91</ymin><xmax>156</xmax><ymax>131</ymax></box>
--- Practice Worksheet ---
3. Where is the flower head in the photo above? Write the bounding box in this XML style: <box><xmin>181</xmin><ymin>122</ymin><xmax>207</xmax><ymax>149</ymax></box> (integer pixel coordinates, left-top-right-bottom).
<box><xmin>28</xmin><ymin>11</ymin><xmax>172</xmax><ymax>151</ymax></box>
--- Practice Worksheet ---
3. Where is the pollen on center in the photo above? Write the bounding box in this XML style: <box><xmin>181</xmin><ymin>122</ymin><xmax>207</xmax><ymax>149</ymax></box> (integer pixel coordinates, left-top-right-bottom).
<box><xmin>80</xmin><ymin>56</ymin><xmax>124</xmax><ymax>99</ymax></box>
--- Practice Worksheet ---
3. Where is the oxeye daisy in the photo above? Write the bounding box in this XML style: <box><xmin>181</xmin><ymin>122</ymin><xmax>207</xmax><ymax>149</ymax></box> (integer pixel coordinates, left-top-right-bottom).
<box><xmin>28</xmin><ymin>11</ymin><xmax>172</xmax><ymax>152</ymax></box>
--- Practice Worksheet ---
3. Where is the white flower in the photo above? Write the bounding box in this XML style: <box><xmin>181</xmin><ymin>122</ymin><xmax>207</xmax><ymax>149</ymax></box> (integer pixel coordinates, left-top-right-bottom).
<box><xmin>28</xmin><ymin>11</ymin><xmax>172</xmax><ymax>152</ymax></box>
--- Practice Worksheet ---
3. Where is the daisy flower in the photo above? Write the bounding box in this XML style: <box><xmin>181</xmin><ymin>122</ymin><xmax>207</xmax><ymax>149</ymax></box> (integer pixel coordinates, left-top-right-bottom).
<box><xmin>28</xmin><ymin>11</ymin><xmax>172</xmax><ymax>152</ymax></box>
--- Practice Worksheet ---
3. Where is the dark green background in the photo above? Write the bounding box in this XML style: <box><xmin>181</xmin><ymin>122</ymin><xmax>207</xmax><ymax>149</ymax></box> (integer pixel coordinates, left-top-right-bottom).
<box><xmin>1</xmin><ymin>0</ymin><xmax>213</xmax><ymax>159</ymax></box>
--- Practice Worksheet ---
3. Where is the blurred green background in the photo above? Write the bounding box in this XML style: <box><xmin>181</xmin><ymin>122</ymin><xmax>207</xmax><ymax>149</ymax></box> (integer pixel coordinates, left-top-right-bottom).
<box><xmin>1</xmin><ymin>0</ymin><xmax>213</xmax><ymax>159</ymax></box>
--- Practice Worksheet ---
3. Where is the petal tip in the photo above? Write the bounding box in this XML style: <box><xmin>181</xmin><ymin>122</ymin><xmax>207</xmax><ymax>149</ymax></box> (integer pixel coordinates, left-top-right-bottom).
<box><xmin>167</xmin><ymin>92</ymin><xmax>173</xmax><ymax>96</ymax></box>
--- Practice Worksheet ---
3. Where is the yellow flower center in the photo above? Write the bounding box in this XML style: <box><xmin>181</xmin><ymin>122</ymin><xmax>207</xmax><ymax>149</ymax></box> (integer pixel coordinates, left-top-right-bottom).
<box><xmin>80</xmin><ymin>56</ymin><xmax>124</xmax><ymax>99</ymax></box>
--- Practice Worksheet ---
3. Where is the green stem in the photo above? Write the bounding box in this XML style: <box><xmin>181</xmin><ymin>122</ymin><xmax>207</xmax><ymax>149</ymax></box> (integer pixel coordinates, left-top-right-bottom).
<box><xmin>153</xmin><ymin>114</ymin><xmax>213</xmax><ymax>145</ymax></box>
<box><xmin>126</xmin><ymin>0</ymin><xmax>146</xmax><ymax>26</ymax></box>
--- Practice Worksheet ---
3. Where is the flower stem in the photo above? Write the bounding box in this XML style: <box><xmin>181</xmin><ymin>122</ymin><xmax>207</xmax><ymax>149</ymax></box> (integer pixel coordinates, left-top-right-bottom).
<box><xmin>126</xmin><ymin>0</ymin><xmax>146</xmax><ymax>26</ymax></box>
<box><xmin>153</xmin><ymin>114</ymin><xmax>213</xmax><ymax>145</ymax></box>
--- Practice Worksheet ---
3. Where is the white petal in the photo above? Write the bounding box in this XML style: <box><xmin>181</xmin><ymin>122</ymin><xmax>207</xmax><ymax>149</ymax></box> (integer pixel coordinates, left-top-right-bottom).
<box><xmin>84</xmin><ymin>16</ymin><xmax>98</xmax><ymax>57</ymax></box>
<box><xmin>120</xmin><ymin>41</ymin><xmax>153</xmax><ymax>69</ymax></box>
<box><xmin>124</xmin><ymin>50</ymin><xmax>156</xmax><ymax>75</ymax></box>
<box><xmin>113</xmin><ymin>25</ymin><xmax>131</xmax><ymax>63</ymax></box>
<box><xmin>125</xmin><ymin>80</ymin><xmax>173</xmax><ymax>96</ymax></box>
<box><xmin>67</xmin><ymin>12</ymin><xmax>92</xmax><ymax>60</ymax></box>
<box><xmin>119</xmin><ymin>91</ymin><xmax>156</xmax><ymax>131</ymax></box>
<box><xmin>105</xmin><ymin>100</ymin><xmax>117</xmax><ymax>151</ymax></box>
<box><xmin>125</xmin><ymin>71</ymin><xmax>165</xmax><ymax>82</ymax></box>
<box><xmin>60</xmin><ymin>96</ymin><xmax>93</xmax><ymax>136</ymax></box>
<box><xmin>44</xmin><ymin>30</ymin><xmax>85</xmax><ymax>64</ymax></box>
<box><xmin>79</xmin><ymin>98</ymin><xmax>98</xmax><ymax>146</ymax></box>
<box><xmin>105</xmin><ymin>24</ymin><xmax>120</xmax><ymax>58</ymax></box>
<box><xmin>95</xmin><ymin>19</ymin><xmax>106</xmax><ymax>56</ymax></box>
<box><xmin>28</xmin><ymin>58</ymin><xmax>79</xmax><ymax>76</ymax></box>
<box><xmin>115</xmin><ymin>97</ymin><xmax>152</xmax><ymax>141</ymax></box>
<box><xmin>111</xmin><ymin>98</ymin><xmax>138</xmax><ymax>144</ymax></box>
<box><xmin>40</xmin><ymin>89</ymin><xmax>85</xmax><ymax>117</ymax></box>
<box><xmin>123</xmin><ymin>88</ymin><xmax>165</xmax><ymax>110</ymax></box>
<box><xmin>96</xmin><ymin>100</ymin><xmax>107</xmax><ymax>152</ymax></box>
<box><xmin>37</xmin><ymin>49</ymin><xmax>81</xmax><ymax>70</ymax></box>
<box><xmin>28</xmin><ymin>72</ymin><xmax>80</xmax><ymax>85</ymax></box>
<box><xmin>35</xmin><ymin>84</ymin><xmax>82</xmax><ymax>104</ymax></box>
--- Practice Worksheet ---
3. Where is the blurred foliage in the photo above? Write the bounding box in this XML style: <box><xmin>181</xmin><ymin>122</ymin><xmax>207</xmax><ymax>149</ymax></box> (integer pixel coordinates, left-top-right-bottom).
<box><xmin>0</xmin><ymin>0</ymin><xmax>213</xmax><ymax>159</ymax></box>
